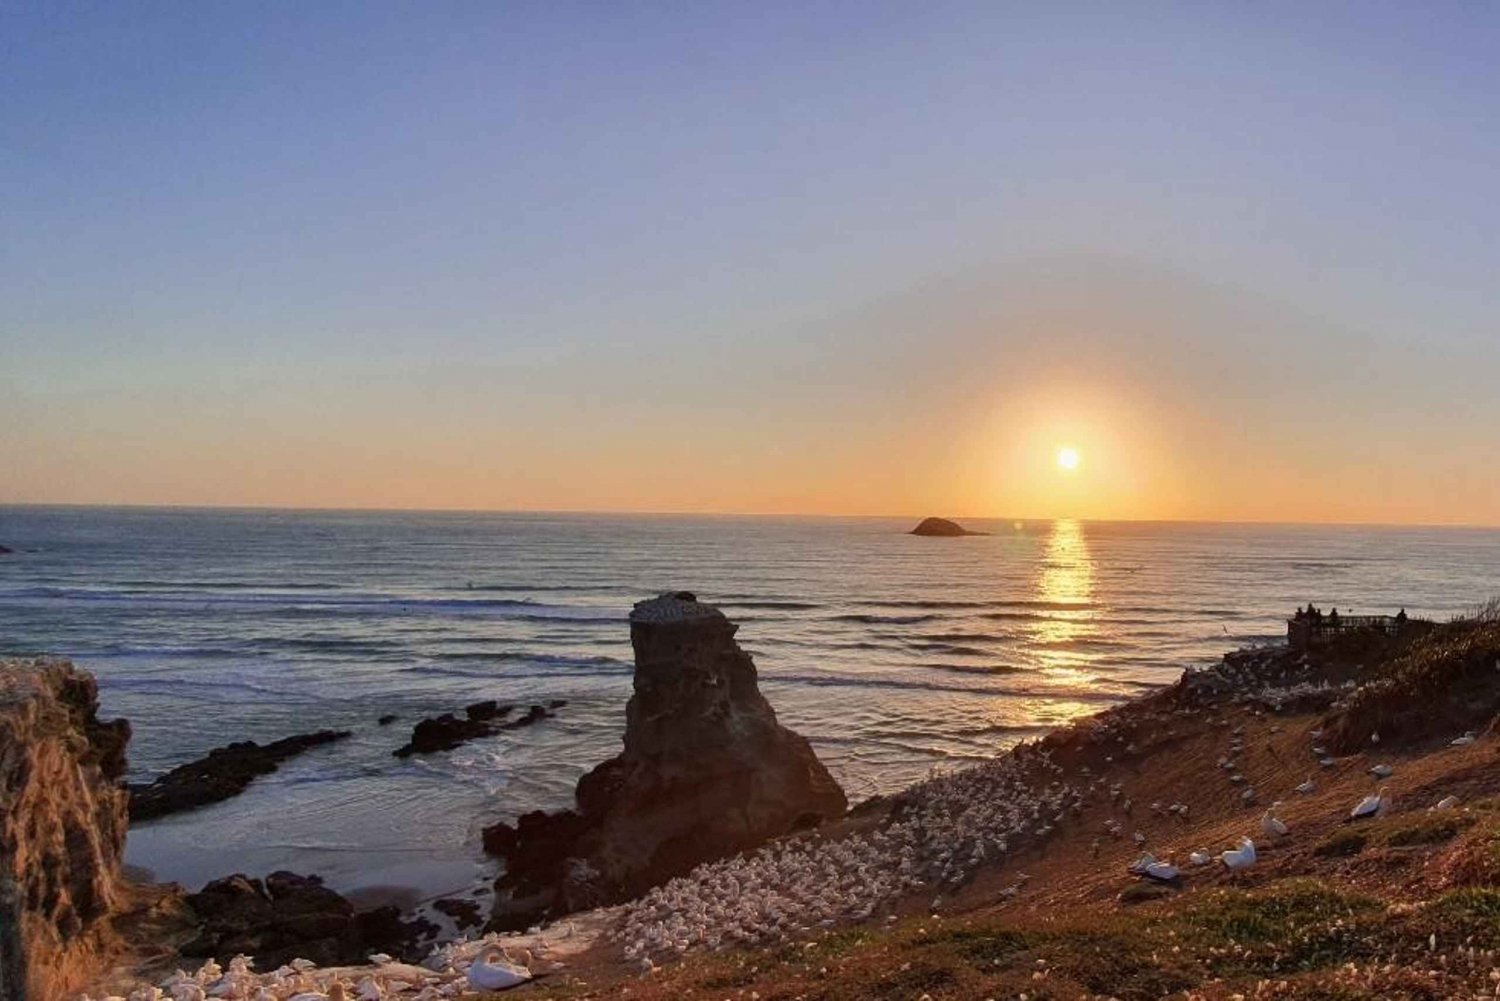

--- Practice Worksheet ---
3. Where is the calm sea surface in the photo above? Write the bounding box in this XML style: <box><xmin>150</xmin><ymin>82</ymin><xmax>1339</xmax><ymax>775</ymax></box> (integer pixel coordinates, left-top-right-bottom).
<box><xmin>1</xmin><ymin>506</ymin><xmax>1496</xmax><ymax>897</ymax></box>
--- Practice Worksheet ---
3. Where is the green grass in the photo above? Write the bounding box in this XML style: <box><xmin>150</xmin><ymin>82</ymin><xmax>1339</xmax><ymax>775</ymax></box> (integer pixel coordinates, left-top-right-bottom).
<box><xmin>556</xmin><ymin>877</ymin><xmax>1500</xmax><ymax>1001</ymax></box>
<box><xmin>1385</xmin><ymin>815</ymin><xmax>1467</xmax><ymax>847</ymax></box>
<box><xmin>1402</xmin><ymin>888</ymin><xmax>1500</xmax><ymax>948</ymax></box>
<box><xmin>810</xmin><ymin>926</ymin><xmax>877</xmax><ymax>956</ymax></box>
<box><xmin>1119</xmin><ymin>880</ymin><xmax>1175</xmax><ymax>904</ymax></box>
<box><xmin>1176</xmin><ymin>880</ymin><xmax>1385</xmax><ymax>974</ymax></box>
<box><xmin>1315</xmin><ymin>830</ymin><xmax>1369</xmax><ymax>857</ymax></box>
<box><xmin>866</xmin><ymin>959</ymin><xmax>955</xmax><ymax>999</ymax></box>
<box><xmin>922</xmin><ymin>925</ymin><xmax>1037</xmax><ymax>966</ymax></box>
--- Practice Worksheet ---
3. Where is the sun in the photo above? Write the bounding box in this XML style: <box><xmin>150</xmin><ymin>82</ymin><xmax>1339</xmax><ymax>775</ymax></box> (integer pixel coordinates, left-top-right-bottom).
<box><xmin>1056</xmin><ymin>446</ymin><xmax>1080</xmax><ymax>472</ymax></box>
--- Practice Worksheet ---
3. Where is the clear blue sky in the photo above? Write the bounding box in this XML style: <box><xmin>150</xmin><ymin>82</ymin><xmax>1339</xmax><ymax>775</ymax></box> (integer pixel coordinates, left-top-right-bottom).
<box><xmin>4</xmin><ymin>2</ymin><xmax>1498</xmax><ymax>522</ymax></box>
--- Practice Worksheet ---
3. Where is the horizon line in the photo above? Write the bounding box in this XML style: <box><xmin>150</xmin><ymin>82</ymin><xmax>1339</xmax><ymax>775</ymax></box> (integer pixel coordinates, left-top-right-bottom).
<box><xmin>2</xmin><ymin>500</ymin><xmax>1496</xmax><ymax>532</ymax></box>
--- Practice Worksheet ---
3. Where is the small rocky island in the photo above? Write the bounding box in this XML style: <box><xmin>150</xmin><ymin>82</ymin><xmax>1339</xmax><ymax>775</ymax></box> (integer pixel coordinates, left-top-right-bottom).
<box><xmin>484</xmin><ymin>591</ymin><xmax>847</xmax><ymax>929</ymax></box>
<box><xmin>909</xmin><ymin>516</ymin><xmax>987</xmax><ymax>536</ymax></box>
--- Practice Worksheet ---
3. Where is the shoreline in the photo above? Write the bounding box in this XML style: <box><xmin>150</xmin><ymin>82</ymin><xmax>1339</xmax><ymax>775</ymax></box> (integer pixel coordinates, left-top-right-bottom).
<box><xmin>17</xmin><ymin>601</ymin><xmax>1495</xmax><ymax>999</ymax></box>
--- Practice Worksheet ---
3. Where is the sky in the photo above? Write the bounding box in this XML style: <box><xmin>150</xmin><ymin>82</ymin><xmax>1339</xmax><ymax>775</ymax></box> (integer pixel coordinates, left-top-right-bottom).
<box><xmin>3</xmin><ymin>2</ymin><xmax>1498</xmax><ymax>524</ymax></box>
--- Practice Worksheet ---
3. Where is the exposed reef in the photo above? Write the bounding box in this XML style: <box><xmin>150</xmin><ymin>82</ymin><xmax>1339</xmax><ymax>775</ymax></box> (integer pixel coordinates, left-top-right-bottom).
<box><xmin>128</xmin><ymin>731</ymin><xmax>351</xmax><ymax>822</ymax></box>
<box><xmin>392</xmin><ymin>699</ymin><xmax>565</xmax><ymax>758</ymax></box>
<box><xmin>485</xmin><ymin>592</ymin><xmax>846</xmax><ymax>930</ymax></box>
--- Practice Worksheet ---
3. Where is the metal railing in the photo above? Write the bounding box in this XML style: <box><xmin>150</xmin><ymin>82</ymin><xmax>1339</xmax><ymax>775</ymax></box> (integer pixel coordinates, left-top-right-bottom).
<box><xmin>1286</xmin><ymin>613</ymin><xmax>1403</xmax><ymax>648</ymax></box>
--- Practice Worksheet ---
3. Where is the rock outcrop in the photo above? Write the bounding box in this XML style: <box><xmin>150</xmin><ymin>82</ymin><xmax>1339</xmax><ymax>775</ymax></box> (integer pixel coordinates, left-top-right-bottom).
<box><xmin>485</xmin><ymin>593</ymin><xmax>846</xmax><ymax>929</ymax></box>
<box><xmin>392</xmin><ymin>700</ymin><xmax>564</xmax><ymax>758</ymax></box>
<box><xmin>129</xmin><ymin>731</ymin><xmax>352</xmax><ymax>822</ymax></box>
<box><xmin>909</xmin><ymin>517</ymin><xmax>986</xmax><ymax>537</ymax></box>
<box><xmin>182</xmin><ymin>872</ymin><xmax>435</xmax><ymax>968</ymax></box>
<box><xmin>0</xmin><ymin>658</ymin><xmax>132</xmax><ymax>1001</ymax></box>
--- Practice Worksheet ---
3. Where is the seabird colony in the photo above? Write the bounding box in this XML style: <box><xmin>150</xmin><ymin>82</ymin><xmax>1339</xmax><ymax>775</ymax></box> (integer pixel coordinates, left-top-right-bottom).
<box><xmin>615</xmin><ymin>746</ymin><xmax>1080</xmax><ymax>966</ymax></box>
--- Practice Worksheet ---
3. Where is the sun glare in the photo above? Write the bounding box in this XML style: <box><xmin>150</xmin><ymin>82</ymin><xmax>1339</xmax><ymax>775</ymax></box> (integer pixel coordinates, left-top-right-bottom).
<box><xmin>1056</xmin><ymin>446</ymin><xmax>1080</xmax><ymax>472</ymax></box>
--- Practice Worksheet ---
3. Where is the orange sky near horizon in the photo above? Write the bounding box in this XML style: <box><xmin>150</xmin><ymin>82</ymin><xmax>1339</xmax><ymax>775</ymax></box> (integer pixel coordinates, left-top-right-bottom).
<box><xmin>7</xmin><ymin>259</ymin><xmax>1497</xmax><ymax>527</ymax></box>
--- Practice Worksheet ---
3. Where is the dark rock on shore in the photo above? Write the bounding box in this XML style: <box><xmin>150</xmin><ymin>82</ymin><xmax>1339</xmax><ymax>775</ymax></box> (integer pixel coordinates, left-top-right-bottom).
<box><xmin>432</xmin><ymin>896</ymin><xmax>483</xmax><ymax>930</ymax></box>
<box><xmin>128</xmin><ymin>731</ymin><xmax>351</xmax><ymax>822</ymax></box>
<box><xmin>182</xmin><ymin>872</ymin><xmax>434</xmax><ymax>967</ymax></box>
<box><xmin>909</xmin><ymin>516</ymin><xmax>986</xmax><ymax>537</ymax></box>
<box><xmin>393</xmin><ymin>701</ymin><xmax>558</xmax><ymax>757</ymax></box>
<box><xmin>486</xmin><ymin>592</ymin><xmax>847</xmax><ymax>930</ymax></box>
<box><xmin>394</xmin><ymin>713</ymin><xmax>498</xmax><ymax>757</ymax></box>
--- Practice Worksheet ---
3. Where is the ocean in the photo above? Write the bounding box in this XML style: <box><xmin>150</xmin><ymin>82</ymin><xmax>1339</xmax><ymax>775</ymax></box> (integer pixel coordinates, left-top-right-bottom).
<box><xmin>1</xmin><ymin>506</ymin><xmax>1495</xmax><ymax>900</ymax></box>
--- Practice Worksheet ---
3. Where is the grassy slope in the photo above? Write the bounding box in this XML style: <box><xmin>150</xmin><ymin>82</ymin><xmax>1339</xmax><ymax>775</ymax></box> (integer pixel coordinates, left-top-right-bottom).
<box><xmin>526</xmin><ymin>621</ymin><xmax>1500</xmax><ymax>1000</ymax></box>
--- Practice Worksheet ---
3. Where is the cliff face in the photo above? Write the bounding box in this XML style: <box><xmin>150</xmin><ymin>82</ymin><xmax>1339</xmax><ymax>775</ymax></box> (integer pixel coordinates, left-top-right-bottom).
<box><xmin>488</xmin><ymin>593</ymin><xmax>847</xmax><ymax>928</ymax></box>
<box><xmin>0</xmin><ymin>658</ymin><xmax>132</xmax><ymax>1001</ymax></box>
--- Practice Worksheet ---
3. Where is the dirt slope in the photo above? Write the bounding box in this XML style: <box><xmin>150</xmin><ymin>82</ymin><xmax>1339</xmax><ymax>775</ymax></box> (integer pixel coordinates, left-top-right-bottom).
<box><xmin>522</xmin><ymin>619</ymin><xmax>1500</xmax><ymax>1000</ymax></box>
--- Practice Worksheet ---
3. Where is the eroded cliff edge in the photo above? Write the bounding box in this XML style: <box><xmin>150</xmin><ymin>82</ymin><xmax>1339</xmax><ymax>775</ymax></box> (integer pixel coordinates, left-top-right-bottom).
<box><xmin>0</xmin><ymin>658</ymin><xmax>132</xmax><ymax>1001</ymax></box>
<box><xmin>485</xmin><ymin>592</ymin><xmax>848</xmax><ymax>929</ymax></box>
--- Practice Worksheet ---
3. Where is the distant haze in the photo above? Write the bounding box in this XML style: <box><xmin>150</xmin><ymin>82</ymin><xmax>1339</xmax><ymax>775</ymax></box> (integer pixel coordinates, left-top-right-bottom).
<box><xmin>3</xmin><ymin>4</ymin><xmax>1498</xmax><ymax>524</ymax></box>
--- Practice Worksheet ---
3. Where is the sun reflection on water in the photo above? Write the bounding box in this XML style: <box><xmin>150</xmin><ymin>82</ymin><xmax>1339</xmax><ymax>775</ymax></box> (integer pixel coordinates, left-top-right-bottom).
<box><xmin>1030</xmin><ymin>519</ymin><xmax>1101</xmax><ymax>688</ymax></box>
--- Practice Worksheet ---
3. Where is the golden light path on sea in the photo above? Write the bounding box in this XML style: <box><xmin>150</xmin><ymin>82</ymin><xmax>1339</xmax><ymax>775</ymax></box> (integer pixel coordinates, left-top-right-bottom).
<box><xmin>1028</xmin><ymin>519</ymin><xmax>1105</xmax><ymax>711</ymax></box>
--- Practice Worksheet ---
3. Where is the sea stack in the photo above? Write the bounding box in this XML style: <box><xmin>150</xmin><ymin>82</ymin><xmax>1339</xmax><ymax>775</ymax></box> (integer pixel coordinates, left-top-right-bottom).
<box><xmin>0</xmin><ymin>659</ymin><xmax>132</xmax><ymax>1001</ymax></box>
<box><xmin>486</xmin><ymin>592</ymin><xmax>847</xmax><ymax>929</ymax></box>
<box><xmin>909</xmin><ymin>516</ymin><xmax>985</xmax><ymax>536</ymax></box>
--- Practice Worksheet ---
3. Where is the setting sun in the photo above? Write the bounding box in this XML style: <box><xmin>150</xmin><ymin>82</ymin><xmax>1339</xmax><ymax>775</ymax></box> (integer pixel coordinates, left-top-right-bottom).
<box><xmin>1056</xmin><ymin>446</ymin><xmax>1081</xmax><ymax>472</ymax></box>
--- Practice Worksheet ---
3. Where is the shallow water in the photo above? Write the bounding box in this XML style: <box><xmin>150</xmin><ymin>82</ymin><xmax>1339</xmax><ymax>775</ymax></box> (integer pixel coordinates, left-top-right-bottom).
<box><xmin>0</xmin><ymin>506</ymin><xmax>1495</xmax><ymax>898</ymax></box>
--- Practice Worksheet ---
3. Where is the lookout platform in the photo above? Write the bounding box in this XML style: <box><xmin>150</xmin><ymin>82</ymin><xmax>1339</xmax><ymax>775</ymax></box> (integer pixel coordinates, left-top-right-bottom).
<box><xmin>1286</xmin><ymin>606</ymin><xmax>1425</xmax><ymax>650</ymax></box>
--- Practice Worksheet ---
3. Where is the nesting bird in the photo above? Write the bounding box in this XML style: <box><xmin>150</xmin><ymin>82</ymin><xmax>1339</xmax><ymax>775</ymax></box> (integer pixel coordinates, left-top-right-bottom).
<box><xmin>1129</xmin><ymin>853</ymin><xmax>1179</xmax><ymax>882</ymax></box>
<box><xmin>466</xmin><ymin>947</ymin><xmax>531</xmax><ymax>991</ymax></box>
<box><xmin>1350</xmin><ymin>787</ymin><xmax>1388</xmax><ymax>820</ymax></box>
<box><xmin>1260</xmin><ymin>805</ymin><xmax>1289</xmax><ymax>838</ymax></box>
<box><xmin>1221</xmin><ymin>837</ymin><xmax>1257</xmax><ymax>870</ymax></box>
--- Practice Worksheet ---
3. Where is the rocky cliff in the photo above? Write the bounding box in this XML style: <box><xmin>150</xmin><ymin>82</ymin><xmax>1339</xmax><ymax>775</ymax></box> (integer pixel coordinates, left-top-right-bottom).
<box><xmin>0</xmin><ymin>658</ymin><xmax>132</xmax><ymax>1001</ymax></box>
<box><xmin>486</xmin><ymin>592</ymin><xmax>847</xmax><ymax>929</ymax></box>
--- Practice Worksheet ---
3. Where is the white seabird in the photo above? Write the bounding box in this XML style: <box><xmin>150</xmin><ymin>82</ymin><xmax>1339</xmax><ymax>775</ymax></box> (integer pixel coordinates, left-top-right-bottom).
<box><xmin>1368</xmin><ymin>763</ymin><xmax>1394</xmax><ymax>778</ymax></box>
<box><xmin>1350</xmin><ymin>787</ymin><xmax>1388</xmax><ymax>820</ymax></box>
<box><xmin>1294</xmin><ymin>775</ymin><xmax>1316</xmax><ymax>795</ymax></box>
<box><xmin>1128</xmin><ymin>852</ymin><xmax>1179</xmax><ymax>881</ymax></box>
<box><xmin>1221</xmin><ymin>837</ymin><xmax>1256</xmax><ymax>870</ymax></box>
<box><xmin>466</xmin><ymin>948</ymin><xmax>532</xmax><ymax>992</ymax></box>
<box><xmin>1261</xmin><ymin>806</ymin><xmax>1289</xmax><ymax>838</ymax></box>
<box><xmin>1143</xmin><ymin>859</ymin><xmax>1180</xmax><ymax>881</ymax></box>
